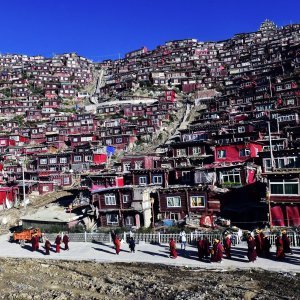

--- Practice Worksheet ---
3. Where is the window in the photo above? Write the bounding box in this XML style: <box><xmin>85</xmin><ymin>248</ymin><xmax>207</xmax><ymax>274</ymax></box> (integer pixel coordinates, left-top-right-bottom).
<box><xmin>139</xmin><ymin>176</ymin><xmax>147</xmax><ymax>185</ymax></box>
<box><xmin>264</xmin><ymin>159</ymin><xmax>272</xmax><ymax>172</ymax></box>
<box><xmin>221</xmin><ymin>170</ymin><xmax>241</xmax><ymax>184</ymax></box>
<box><xmin>40</xmin><ymin>158</ymin><xmax>47</xmax><ymax>165</ymax></box>
<box><xmin>190</xmin><ymin>196</ymin><xmax>205</xmax><ymax>208</ymax></box>
<box><xmin>176</xmin><ymin>149</ymin><xmax>186</xmax><ymax>156</ymax></box>
<box><xmin>182</xmin><ymin>171</ymin><xmax>191</xmax><ymax>183</ymax></box>
<box><xmin>63</xmin><ymin>177</ymin><xmax>70</xmax><ymax>185</ymax></box>
<box><xmin>123</xmin><ymin>162</ymin><xmax>131</xmax><ymax>172</ymax></box>
<box><xmin>49</xmin><ymin>157</ymin><xmax>57</xmax><ymax>164</ymax></box>
<box><xmin>123</xmin><ymin>194</ymin><xmax>130</xmax><ymax>203</ymax></box>
<box><xmin>153</xmin><ymin>175</ymin><xmax>163</xmax><ymax>184</ymax></box>
<box><xmin>167</xmin><ymin>196</ymin><xmax>181</xmax><ymax>207</ymax></box>
<box><xmin>125</xmin><ymin>216</ymin><xmax>134</xmax><ymax>226</ymax></box>
<box><xmin>238</xmin><ymin>126</ymin><xmax>245</xmax><ymax>133</ymax></box>
<box><xmin>217</xmin><ymin>150</ymin><xmax>226</xmax><ymax>158</ymax></box>
<box><xmin>270</xmin><ymin>179</ymin><xmax>299</xmax><ymax>195</ymax></box>
<box><xmin>192</xmin><ymin>147</ymin><xmax>202</xmax><ymax>155</ymax></box>
<box><xmin>74</xmin><ymin>155</ymin><xmax>82</xmax><ymax>162</ymax></box>
<box><xmin>105</xmin><ymin>194</ymin><xmax>116</xmax><ymax>205</ymax></box>
<box><xmin>106</xmin><ymin>213</ymin><xmax>119</xmax><ymax>225</ymax></box>
<box><xmin>239</xmin><ymin>148</ymin><xmax>250</xmax><ymax>157</ymax></box>
<box><xmin>60</xmin><ymin>157</ymin><xmax>67</xmax><ymax>164</ymax></box>
<box><xmin>85</xmin><ymin>155</ymin><xmax>92</xmax><ymax>162</ymax></box>
<box><xmin>135</xmin><ymin>161</ymin><xmax>143</xmax><ymax>170</ymax></box>
<box><xmin>42</xmin><ymin>186</ymin><xmax>49</xmax><ymax>192</ymax></box>
<box><xmin>116</xmin><ymin>138</ymin><xmax>122</xmax><ymax>144</ymax></box>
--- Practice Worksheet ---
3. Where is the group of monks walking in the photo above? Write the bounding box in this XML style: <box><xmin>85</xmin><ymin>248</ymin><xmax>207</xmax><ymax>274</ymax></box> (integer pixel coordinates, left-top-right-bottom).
<box><xmin>31</xmin><ymin>233</ymin><xmax>69</xmax><ymax>255</ymax></box>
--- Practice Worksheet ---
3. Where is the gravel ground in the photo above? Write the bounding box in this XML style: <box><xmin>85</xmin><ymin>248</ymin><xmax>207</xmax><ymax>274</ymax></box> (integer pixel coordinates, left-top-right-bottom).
<box><xmin>1</xmin><ymin>234</ymin><xmax>299</xmax><ymax>299</ymax></box>
<box><xmin>0</xmin><ymin>259</ymin><xmax>299</xmax><ymax>300</ymax></box>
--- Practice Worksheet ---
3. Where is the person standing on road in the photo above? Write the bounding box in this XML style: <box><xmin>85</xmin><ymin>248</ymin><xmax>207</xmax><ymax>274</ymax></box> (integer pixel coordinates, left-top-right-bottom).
<box><xmin>179</xmin><ymin>229</ymin><xmax>187</xmax><ymax>251</ymax></box>
<box><xmin>169</xmin><ymin>238</ymin><xmax>177</xmax><ymax>259</ymax></box>
<box><xmin>128</xmin><ymin>237</ymin><xmax>135</xmax><ymax>253</ymax></box>
<box><xmin>203</xmin><ymin>237</ymin><xmax>211</xmax><ymax>258</ymax></box>
<box><xmin>114</xmin><ymin>235</ymin><xmax>121</xmax><ymax>255</ymax></box>
<box><xmin>254</xmin><ymin>230</ymin><xmax>263</xmax><ymax>257</ymax></box>
<box><xmin>31</xmin><ymin>234</ymin><xmax>37</xmax><ymax>251</ymax></box>
<box><xmin>197</xmin><ymin>238</ymin><xmax>204</xmax><ymax>260</ymax></box>
<box><xmin>224</xmin><ymin>234</ymin><xmax>232</xmax><ymax>259</ymax></box>
<box><xmin>63</xmin><ymin>233</ymin><xmax>69</xmax><ymax>251</ymax></box>
<box><xmin>45</xmin><ymin>239</ymin><xmax>51</xmax><ymax>255</ymax></box>
<box><xmin>247</xmin><ymin>235</ymin><xmax>257</xmax><ymax>262</ymax></box>
<box><xmin>55</xmin><ymin>234</ymin><xmax>62</xmax><ymax>253</ymax></box>
<box><xmin>211</xmin><ymin>239</ymin><xmax>223</xmax><ymax>263</ymax></box>
<box><xmin>262</xmin><ymin>235</ymin><xmax>271</xmax><ymax>258</ymax></box>
<box><xmin>282</xmin><ymin>230</ymin><xmax>293</xmax><ymax>254</ymax></box>
<box><xmin>276</xmin><ymin>233</ymin><xmax>285</xmax><ymax>260</ymax></box>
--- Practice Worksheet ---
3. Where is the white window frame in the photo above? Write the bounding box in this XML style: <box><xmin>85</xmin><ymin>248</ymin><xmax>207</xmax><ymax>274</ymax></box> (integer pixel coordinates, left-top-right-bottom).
<box><xmin>123</xmin><ymin>194</ymin><xmax>130</xmax><ymax>203</ymax></box>
<box><xmin>192</xmin><ymin>147</ymin><xmax>201</xmax><ymax>155</ymax></box>
<box><xmin>125</xmin><ymin>216</ymin><xmax>134</xmax><ymax>226</ymax></box>
<box><xmin>40</xmin><ymin>158</ymin><xmax>47</xmax><ymax>165</ymax></box>
<box><xmin>190</xmin><ymin>196</ymin><xmax>205</xmax><ymax>208</ymax></box>
<box><xmin>74</xmin><ymin>155</ymin><xmax>82</xmax><ymax>162</ymax></box>
<box><xmin>153</xmin><ymin>175</ymin><xmax>163</xmax><ymax>184</ymax></box>
<box><xmin>60</xmin><ymin>157</ymin><xmax>67</xmax><ymax>164</ymax></box>
<box><xmin>49</xmin><ymin>157</ymin><xmax>57</xmax><ymax>164</ymax></box>
<box><xmin>106</xmin><ymin>213</ymin><xmax>119</xmax><ymax>225</ymax></box>
<box><xmin>139</xmin><ymin>176</ymin><xmax>147</xmax><ymax>185</ymax></box>
<box><xmin>135</xmin><ymin>161</ymin><xmax>143</xmax><ymax>170</ymax></box>
<box><xmin>270</xmin><ymin>179</ymin><xmax>299</xmax><ymax>196</ymax></box>
<box><xmin>182</xmin><ymin>171</ymin><xmax>191</xmax><ymax>182</ymax></box>
<box><xmin>239</xmin><ymin>148</ymin><xmax>250</xmax><ymax>157</ymax></box>
<box><xmin>167</xmin><ymin>196</ymin><xmax>181</xmax><ymax>207</ymax></box>
<box><xmin>105</xmin><ymin>194</ymin><xmax>116</xmax><ymax>205</ymax></box>
<box><xmin>221</xmin><ymin>170</ymin><xmax>241</xmax><ymax>184</ymax></box>
<box><xmin>123</xmin><ymin>162</ymin><xmax>131</xmax><ymax>172</ymax></box>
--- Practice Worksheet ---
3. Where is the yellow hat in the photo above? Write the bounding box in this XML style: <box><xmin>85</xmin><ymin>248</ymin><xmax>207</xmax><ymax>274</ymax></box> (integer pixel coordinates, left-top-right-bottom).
<box><xmin>214</xmin><ymin>239</ymin><xmax>219</xmax><ymax>243</ymax></box>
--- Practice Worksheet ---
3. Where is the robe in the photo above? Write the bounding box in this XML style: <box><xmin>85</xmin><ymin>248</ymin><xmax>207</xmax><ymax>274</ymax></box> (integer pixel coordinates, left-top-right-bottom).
<box><xmin>55</xmin><ymin>236</ymin><xmax>62</xmax><ymax>253</ymax></box>
<box><xmin>276</xmin><ymin>237</ymin><xmax>285</xmax><ymax>260</ymax></box>
<box><xmin>255</xmin><ymin>234</ymin><xmax>262</xmax><ymax>257</ymax></box>
<box><xmin>63</xmin><ymin>235</ymin><xmax>69</xmax><ymax>250</ymax></box>
<box><xmin>247</xmin><ymin>239</ymin><xmax>257</xmax><ymax>262</ymax></box>
<box><xmin>211</xmin><ymin>242</ymin><xmax>223</xmax><ymax>262</ymax></box>
<box><xmin>197</xmin><ymin>239</ymin><xmax>204</xmax><ymax>260</ymax></box>
<box><xmin>45</xmin><ymin>240</ymin><xmax>51</xmax><ymax>255</ymax></box>
<box><xmin>224</xmin><ymin>237</ymin><xmax>232</xmax><ymax>259</ymax></box>
<box><xmin>203</xmin><ymin>238</ymin><xmax>211</xmax><ymax>257</ymax></box>
<box><xmin>169</xmin><ymin>240</ymin><xmax>177</xmax><ymax>258</ymax></box>
<box><xmin>114</xmin><ymin>238</ymin><xmax>121</xmax><ymax>255</ymax></box>
<box><xmin>31</xmin><ymin>236</ymin><xmax>36</xmax><ymax>251</ymax></box>
<box><xmin>282</xmin><ymin>234</ymin><xmax>292</xmax><ymax>254</ymax></box>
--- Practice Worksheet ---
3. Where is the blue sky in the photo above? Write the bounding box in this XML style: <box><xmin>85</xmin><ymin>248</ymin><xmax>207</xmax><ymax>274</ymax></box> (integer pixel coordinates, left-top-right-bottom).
<box><xmin>0</xmin><ymin>0</ymin><xmax>299</xmax><ymax>61</ymax></box>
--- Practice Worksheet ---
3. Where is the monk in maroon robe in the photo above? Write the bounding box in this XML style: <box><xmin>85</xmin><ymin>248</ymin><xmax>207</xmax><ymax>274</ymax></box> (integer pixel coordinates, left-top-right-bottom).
<box><xmin>276</xmin><ymin>235</ymin><xmax>285</xmax><ymax>260</ymax></box>
<box><xmin>169</xmin><ymin>238</ymin><xmax>177</xmax><ymax>259</ymax></box>
<box><xmin>197</xmin><ymin>238</ymin><xmax>205</xmax><ymax>260</ymax></box>
<box><xmin>31</xmin><ymin>235</ymin><xmax>37</xmax><ymax>251</ymax></box>
<box><xmin>211</xmin><ymin>239</ymin><xmax>223</xmax><ymax>262</ymax></box>
<box><xmin>55</xmin><ymin>235</ymin><xmax>62</xmax><ymax>253</ymax></box>
<box><xmin>114</xmin><ymin>236</ymin><xmax>121</xmax><ymax>255</ymax></box>
<box><xmin>262</xmin><ymin>236</ymin><xmax>271</xmax><ymax>258</ymax></box>
<box><xmin>45</xmin><ymin>239</ymin><xmax>51</xmax><ymax>255</ymax></box>
<box><xmin>34</xmin><ymin>235</ymin><xmax>40</xmax><ymax>250</ymax></box>
<box><xmin>254</xmin><ymin>231</ymin><xmax>262</xmax><ymax>257</ymax></box>
<box><xmin>282</xmin><ymin>231</ymin><xmax>293</xmax><ymax>254</ymax></box>
<box><xmin>203</xmin><ymin>237</ymin><xmax>211</xmax><ymax>258</ymax></box>
<box><xmin>224</xmin><ymin>235</ymin><xmax>232</xmax><ymax>259</ymax></box>
<box><xmin>247</xmin><ymin>236</ymin><xmax>257</xmax><ymax>262</ymax></box>
<box><xmin>63</xmin><ymin>234</ymin><xmax>69</xmax><ymax>250</ymax></box>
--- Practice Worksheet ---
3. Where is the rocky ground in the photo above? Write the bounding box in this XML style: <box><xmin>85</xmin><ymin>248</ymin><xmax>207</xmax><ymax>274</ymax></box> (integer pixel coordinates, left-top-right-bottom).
<box><xmin>0</xmin><ymin>259</ymin><xmax>299</xmax><ymax>300</ymax></box>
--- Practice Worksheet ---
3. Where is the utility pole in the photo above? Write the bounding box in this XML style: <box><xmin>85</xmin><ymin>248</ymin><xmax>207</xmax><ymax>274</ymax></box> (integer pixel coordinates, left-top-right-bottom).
<box><xmin>22</xmin><ymin>159</ymin><xmax>26</xmax><ymax>209</ymax></box>
<box><xmin>267</xmin><ymin>121</ymin><xmax>275</xmax><ymax>170</ymax></box>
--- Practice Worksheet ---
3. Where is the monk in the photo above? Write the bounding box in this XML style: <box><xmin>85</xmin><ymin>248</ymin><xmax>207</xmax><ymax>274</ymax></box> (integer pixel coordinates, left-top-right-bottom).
<box><xmin>254</xmin><ymin>230</ymin><xmax>262</xmax><ymax>257</ymax></box>
<box><xmin>169</xmin><ymin>238</ymin><xmax>177</xmax><ymax>259</ymax></box>
<box><xmin>63</xmin><ymin>233</ymin><xmax>69</xmax><ymax>251</ymax></box>
<box><xmin>211</xmin><ymin>239</ymin><xmax>223</xmax><ymax>263</ymax></box>
<box><xmin>203</xmin><ymin>237</ymin><xmax>211</xmax><ymax>258</ymax></box>
<box><xmin>247</xmin><ymin>235</ymin><xmax>257</xmax><ymax>262</ymax></box>
<box><xmin>276</xmin><ymin>234</ymin><xmax>285</xmax><ymax>260</ymax></box>
<box><xmin>282</xmin><ymin>230</ymin><xmax>293</xmax><ymax>254</ymax></box>
<box><xmin>31</xmin><ymin>234</ymin><xmax>37</xmax><ymax>251</ymax></box>
<box><xmin>45</xmin><ymin>239</ymin><xmax>51</xmax><ymax>255</ymax></box>
<box><xmin>114</xmin><ymin>236</ymin><xmax>121</xmax><ymax>255</ymax></box>
<box><xmin>197</xmin><ymin>238</ymin><xmax>204</xmax><ymax>260</ymax></box>
<box><xmin>34</xmin><ymin>234</ymin><xmax>40</xmax><ymax>251</ymax></box>
<box><xmin>224</xmin><ymin>235</ymin><xmax>232</xmax><ymax>259</ymax></box>
<box><xmin>55</xmin><ymin>235</ymin><xmax>62</xmax><ymax>253</ymax></box>
<box><xmin>262</xmin><ymin>235</ymin><xmax>271</xmax><ymax>258</ymax></box>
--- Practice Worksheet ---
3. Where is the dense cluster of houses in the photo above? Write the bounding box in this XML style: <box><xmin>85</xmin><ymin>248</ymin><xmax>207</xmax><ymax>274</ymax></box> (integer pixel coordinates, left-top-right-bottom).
<box><xmin>0</xmin><ymin>20</ymin><xmax>300</xmax><ymax>229</ymax></box>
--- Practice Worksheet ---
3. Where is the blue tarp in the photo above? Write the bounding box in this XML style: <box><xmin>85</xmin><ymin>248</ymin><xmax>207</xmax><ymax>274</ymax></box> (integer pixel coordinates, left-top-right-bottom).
<box><xmin>106</xmin><ymin>146</ymin><xmax>115</xmax><ymax>156</ymax></box>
